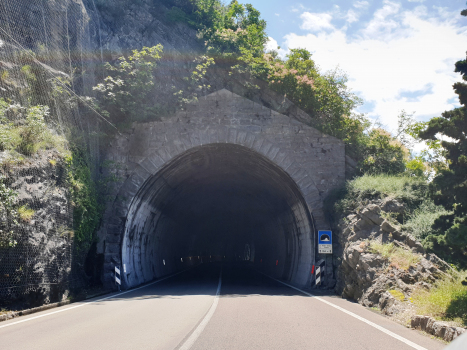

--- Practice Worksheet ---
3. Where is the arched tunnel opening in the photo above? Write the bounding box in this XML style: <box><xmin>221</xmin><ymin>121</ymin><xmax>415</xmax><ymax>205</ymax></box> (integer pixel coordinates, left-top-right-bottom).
<box><xmin>121</xmin><ymin>144</ymin><xmax>315</xmax><ymax>289</ymax></box>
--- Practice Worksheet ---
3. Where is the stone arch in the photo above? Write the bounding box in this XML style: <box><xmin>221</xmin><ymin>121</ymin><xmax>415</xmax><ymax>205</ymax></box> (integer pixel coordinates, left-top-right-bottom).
<box><xmin>100</xmin><ymin>89</ymin><xmax>344</xmax><ymax>289</ymax></box>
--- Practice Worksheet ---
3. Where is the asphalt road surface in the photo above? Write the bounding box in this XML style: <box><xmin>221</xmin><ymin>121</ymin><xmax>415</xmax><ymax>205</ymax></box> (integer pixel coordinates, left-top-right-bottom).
<box><xmin>0</xmin><ymin>264</ymin><xmax>446</xmax><ymax>350</ymax></box>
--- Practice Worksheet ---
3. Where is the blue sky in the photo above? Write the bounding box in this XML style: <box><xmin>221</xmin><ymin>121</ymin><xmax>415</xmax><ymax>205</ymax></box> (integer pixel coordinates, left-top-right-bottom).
<box><xmin>241</xmin><ymin>0</ymin><xmax>467</xmax><ymax>138</ymax></box>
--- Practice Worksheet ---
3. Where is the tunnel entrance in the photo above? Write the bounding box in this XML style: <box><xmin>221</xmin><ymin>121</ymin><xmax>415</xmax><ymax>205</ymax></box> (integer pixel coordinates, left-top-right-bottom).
<box><xmin>121</xmin><ymin>144</ymin><xmax>315</xmax><ymax>289</ymax></box>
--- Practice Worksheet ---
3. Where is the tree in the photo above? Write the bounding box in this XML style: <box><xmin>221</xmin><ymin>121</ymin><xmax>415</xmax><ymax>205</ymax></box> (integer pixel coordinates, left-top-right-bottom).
<box><xmin>359</xmin><ymin>128</ymin><xmax>407</xmax><ymax>175</ymax></box>
<box><xmin>203</xmin><ymin>1</ymin><xmax>267</xmax><ymax>59</ymax></box>
<box><xmin>417</xmin><ymin>9</ymin><xmax>467</xmax><ymax>265</ymax></box>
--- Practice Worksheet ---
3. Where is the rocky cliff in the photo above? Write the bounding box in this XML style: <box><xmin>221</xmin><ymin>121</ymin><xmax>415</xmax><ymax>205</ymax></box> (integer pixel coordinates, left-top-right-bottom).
<box><xmin>0</xmin><ymin>150</ymin><xmax>73</xmax><ymax>308</ymax></box>
<box><xmin>332</xmin><ymin>196</ymin><xmax>466</xmax><ymax>341</ymax></box>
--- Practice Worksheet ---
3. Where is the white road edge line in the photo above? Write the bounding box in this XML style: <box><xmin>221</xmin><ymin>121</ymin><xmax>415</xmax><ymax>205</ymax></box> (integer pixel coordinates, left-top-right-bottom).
<box><xmin>0</xmin><ymin>269</ymin><xmax>187</xmax><ymax>330</ymax></box>
<box><xmin>178</xmin><ymin>270</ymin><xmax>223</xmax><ymax>350</ymax></box>
<box><xmin>262</xmin><ymin>273</ymin><xmax>428</xmax><ymax>350</ymax></box>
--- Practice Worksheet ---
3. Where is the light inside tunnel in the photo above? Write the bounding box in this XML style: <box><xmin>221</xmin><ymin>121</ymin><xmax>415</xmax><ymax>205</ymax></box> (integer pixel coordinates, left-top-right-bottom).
<box><xmin>121</xmin><ymin>144</ymin><xmax>315</xmax><ymax>288</ymax></box>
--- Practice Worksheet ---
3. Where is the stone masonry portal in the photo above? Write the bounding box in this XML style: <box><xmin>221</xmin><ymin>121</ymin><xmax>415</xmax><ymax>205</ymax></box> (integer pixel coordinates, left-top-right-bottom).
<box><xmin>98</xmin><ymin>89</ymin><xmax>345</xmax><ymax>289</ymax></box>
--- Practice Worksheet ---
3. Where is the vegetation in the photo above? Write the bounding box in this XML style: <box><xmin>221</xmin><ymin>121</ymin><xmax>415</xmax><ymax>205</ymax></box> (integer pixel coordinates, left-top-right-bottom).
<box><xmin>369</xmin><ymin>242</ymin><xmax>421</xmax><ymax>270</ymax></box>
<box><xmin>419</xmin><ymin>122</ymin><xmax>467</xmax><ymax>255</ymax></box>
<box><xmin>330</xmin><ymin>174</ymin><xmax>428</xmax><ymax>218</ymax></box>
<box><xmin>0</xmin><ymin>176</ymin><xmax>18</xmax><ymax>248</ymax></box>
<box><xmin>93</xmin><ymin>45</ymin><xmax>164</xmax><ymax>124</ymax></box>
<box><xmin>18</xmin><ymin>205</ymin><xmax>35</xmax><ymax>222</ymax></box>
<box><xmin>92</xmin><ymin>45</ymin><xmax>214</xmax><ymax>128</ymax></box>
<box><xmin>0</xmin><ymin>99</ymin><xmax>67</xmax><ymax>160</ymax></box>
<box><xmin>411</xmin><ymin>271</ymin><xmax>467</xmax><ymax>326</ymax></box>
<box><xmin>65</xmin><ymin>148</ymin><xmax>101</xmax><ymax>253</ymax></box>
<box><xmin>329</xmin><ymin>174</ymin><xmax>461</xmax><ymax>265</ymax></box>
<box><xmin>403</xmin><ymin>201</ymin><xmax>451</xmax><ymax>240</ymax></box>
<box><xmin>388</xmin><ymin>289</ymin><xmax>405</xmax><ymax>302</ymax></box>
<box><xmin>397</xmin><ymin>9</ymin><xmax>467</xmax><ymax>265</ymax></box>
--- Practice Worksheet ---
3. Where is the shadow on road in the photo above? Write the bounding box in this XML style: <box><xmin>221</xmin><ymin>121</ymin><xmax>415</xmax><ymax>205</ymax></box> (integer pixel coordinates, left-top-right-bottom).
<box><xmin>91</xmin><ymin>263</ymin><xmax>338</xmax><ymax>304</ymax></box>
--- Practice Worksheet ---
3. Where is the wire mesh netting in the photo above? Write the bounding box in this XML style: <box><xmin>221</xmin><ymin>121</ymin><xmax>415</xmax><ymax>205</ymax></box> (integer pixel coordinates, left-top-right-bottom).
<box><xmin>0</xmin><ymin>0</ymin><xmax>108</xmax><ymax>307</ymax></box>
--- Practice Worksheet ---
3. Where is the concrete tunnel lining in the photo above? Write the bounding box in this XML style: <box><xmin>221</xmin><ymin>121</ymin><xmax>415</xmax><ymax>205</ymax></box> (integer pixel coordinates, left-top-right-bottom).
<box><xmin>121</xmin><ymin>144</ymin><xmax>316</xmax><ymax>289</ymax></box>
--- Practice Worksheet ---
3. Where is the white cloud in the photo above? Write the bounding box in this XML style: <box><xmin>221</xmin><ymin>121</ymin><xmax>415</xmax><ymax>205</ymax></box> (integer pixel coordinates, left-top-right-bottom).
<box><xmin>408</xmin><ymin>0</ymin><xmax>425</xmax><ymax>2</ymax></box>
<box><xmin>362</xmin><ymin>1</ymin><xmax>403</xmax><ymax>40</ymax></box>
<box><xmin>281</xmin><ymin>3</ymin><xmax>467</xmax><ymax>134</ymax></box>
<box><xmin>346</xmin><ymin>9</ymin><xmax>359</xmax><ymax>23</ymax></box>
<box><xmin>265</xmin><ymin>37</ymin><xmax>288</xmax><ymax>57</ymax></box>
<box><xmin>353</xmin><ymin>1</ymin><xmax>370</xmax><ymax>8</ymax></box>
<box><xmin>300</xmin><ymin>12</ymin><xmax>334</xmax><ymax>32</ymax></box>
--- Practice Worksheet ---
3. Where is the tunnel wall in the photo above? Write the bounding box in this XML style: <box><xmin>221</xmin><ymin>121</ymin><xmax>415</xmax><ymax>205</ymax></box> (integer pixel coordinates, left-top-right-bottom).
<box><xmin>99</xmin><ymin>89</ymin><xmax>345</xmax><ymax>289</ymax></box>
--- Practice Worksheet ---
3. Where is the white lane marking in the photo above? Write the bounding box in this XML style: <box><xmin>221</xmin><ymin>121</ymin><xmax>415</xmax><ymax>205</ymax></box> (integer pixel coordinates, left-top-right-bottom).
<box><xmin>179</xmin><ymin>270</ymin><xmax>223</xmax><ymax>350</ymax></box>
<box><xmin>0</xmin><ymin>270</ymin><xmax>187</xmax><ymax>330</ymax></box>
<box><xmin>262</xmin><ymin>273</ymin><xmax>428</xmax><ymax>350</ymax></box>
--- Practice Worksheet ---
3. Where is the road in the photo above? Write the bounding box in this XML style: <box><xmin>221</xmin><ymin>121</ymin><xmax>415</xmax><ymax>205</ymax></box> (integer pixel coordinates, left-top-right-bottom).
<box><xmin>0</xmin><ymin>264</ymin><xmax>445</xmax><ymax>350</ymax></box>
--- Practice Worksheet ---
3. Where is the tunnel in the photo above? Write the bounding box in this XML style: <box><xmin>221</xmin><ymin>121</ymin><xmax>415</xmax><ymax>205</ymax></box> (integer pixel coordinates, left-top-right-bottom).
<box><xmin>120</xmin><ymin>143</ymin><xmax>316</xmax><ymax>289</ymax></box>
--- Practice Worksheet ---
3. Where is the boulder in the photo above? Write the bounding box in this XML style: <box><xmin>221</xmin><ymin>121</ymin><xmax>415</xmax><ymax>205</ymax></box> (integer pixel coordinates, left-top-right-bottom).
<box><xmin>411</xmin><ymin>315</ymin><xmax>431</xmax><ymax>331</ymax></box>
<box><xmin>404</xmin><ymin>234</ymin><xmax>425</xmax><ymax>253</ymax></box>
<box><xmin>381</xmin><ymin>220</ymin><xmax>399</xmax><ymax>234</ymax></box>
<box><xmin>360</xmin><ymin>205</ymin><xmax>384</xmax><ymax>225</ymax></box>
<box><xmin>426</xmin><ymin>253</ymin><xmax>453</xmax><ymax>272</ymax></box>
<box><xmin>378</xmin><ymin>291</ymin><xmax>405</xmax><ymax>316</ymax></box>
<box><xmin>381</xmin><ymin>197</ymin><xmax>405</xmax><ymax>214</ymax></box>
<box><xmin>344</xmin><ymin>242</ymin><xmax>364</xmax><ymax>269</ymax></box>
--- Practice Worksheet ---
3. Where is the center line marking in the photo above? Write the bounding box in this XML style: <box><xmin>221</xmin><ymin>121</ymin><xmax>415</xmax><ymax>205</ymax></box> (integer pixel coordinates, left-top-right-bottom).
<box><xmin>179</xmin><ymin>269</ymin><xmax>223</xmax><ymax>350</ymax></box>
<box><xmin>261</xmin><ymin>272</ymin><xmax>428</xmax><ymax>350</ymax></box>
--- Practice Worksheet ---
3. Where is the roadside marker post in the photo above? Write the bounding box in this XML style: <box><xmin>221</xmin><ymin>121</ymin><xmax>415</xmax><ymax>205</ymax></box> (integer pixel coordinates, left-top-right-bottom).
<box><xmin>315</xmin><ymin>259</ymin><xmax>325</xmax><ymax>286</ymax></box>
<box><xmin>115</xmin><ymin>265</ymin><xmax>121</xmax><ymax>291</ymax></box>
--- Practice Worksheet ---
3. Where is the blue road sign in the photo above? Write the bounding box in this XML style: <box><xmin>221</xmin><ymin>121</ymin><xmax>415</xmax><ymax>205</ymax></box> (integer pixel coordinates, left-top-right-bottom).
<box><xmin>318</xmin><ymin>230</ymin><xmax>332</xmax><ymax>254</ymax></box>
<box><xmin>318</xmin><ymin>231</ymin><xmax>332</xmax><ymax>244</ymax></box>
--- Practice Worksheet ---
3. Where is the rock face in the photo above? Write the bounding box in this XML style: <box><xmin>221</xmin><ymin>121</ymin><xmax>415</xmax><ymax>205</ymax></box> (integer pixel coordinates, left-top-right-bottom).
<box><xmin>96</xmin><ymin>0</ymin><xmax>202</xmax><ymax>57</ymax></box>
<box><xmin>0</xmin><ymin>151</ymin><xmax>73</xmax><ymax>307</ymax></box>
<box><xmin>334</xmin><ymin>197</ymin><xmax>454</xmax><ymax>320</ymax></box>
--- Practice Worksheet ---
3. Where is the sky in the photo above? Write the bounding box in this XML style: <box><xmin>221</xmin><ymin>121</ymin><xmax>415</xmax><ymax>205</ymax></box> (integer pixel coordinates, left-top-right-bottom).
<box><xmin>241</xmin><ymin>0</ymin><xmax>467</xmax><ymax>138</ymax></box>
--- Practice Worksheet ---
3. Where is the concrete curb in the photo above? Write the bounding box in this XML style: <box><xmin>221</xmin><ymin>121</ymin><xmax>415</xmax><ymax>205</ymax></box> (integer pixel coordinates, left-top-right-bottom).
<box><xmin>411</xmin><ymin>315</ymin><xmax>466</xmax><ymax>342</ymax></box>
<box><xmin>0</xmin><ymin>290</ymin><xmax>112</xmax><ymax>323</ymax></box>
<box><xmin>0</xmin><ymin>300</ymin><xmax>71</xmax><ymax>323</ymax></box>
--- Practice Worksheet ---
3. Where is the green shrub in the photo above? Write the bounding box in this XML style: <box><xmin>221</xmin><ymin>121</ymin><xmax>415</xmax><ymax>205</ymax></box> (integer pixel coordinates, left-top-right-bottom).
<box><xmin>65</xmin><ymin>148</ymin><xmax>101</xmax><ymax>253</ymax></box>
<box><xmin>18</xmin><ymin>205</ymin><xmax>35</xmax><ymax>222</ymax></box>
<box><xmin>404</xmin><ymin>201</ymin><xmax>451</xmax><ymax>240</ymax></box>
<box><xmin>0</xmin><ymin>100</ymin><xmax>67</xmax><ymax>159</ymax></box>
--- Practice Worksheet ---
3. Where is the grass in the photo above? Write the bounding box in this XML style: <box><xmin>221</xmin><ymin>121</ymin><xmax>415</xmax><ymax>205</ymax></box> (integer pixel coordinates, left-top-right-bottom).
<box><xmin>331</xmin><ymin>174</ymin><xmax>429</xmax><ymax>217</ymax></box>
<box><xmin>411</xmin><ymin>271</ymin><xmax>467</xmax><ymax>326</ymax></box>
<box><xmin>349</xmin><ymin>174</ymin><xmax>428</xmax><ymax>200</ymax></box>
<box><xmin>369</xmin><ymin>242</ymin><xmax>421</xmax><ymax>270</ymax></box>
<box><xmin>18</xmin><ymin>205</ymin><xmax>35</xmax><ymax>222</ymax></box>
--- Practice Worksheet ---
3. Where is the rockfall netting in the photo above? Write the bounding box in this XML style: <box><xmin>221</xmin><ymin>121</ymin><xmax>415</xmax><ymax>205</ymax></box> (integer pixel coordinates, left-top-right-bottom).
<box><xmin>0</xmin><ymin>0</ymin><xmax>109</xmax><ymax>307</ymax></box>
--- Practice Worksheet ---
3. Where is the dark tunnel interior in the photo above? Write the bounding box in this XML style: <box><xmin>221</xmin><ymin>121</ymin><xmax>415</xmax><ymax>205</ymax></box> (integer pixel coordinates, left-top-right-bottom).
<box><xmin>121</xmin><ymin>144</ymin><xmax>315</xmax><ymax>288</ymax></box>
